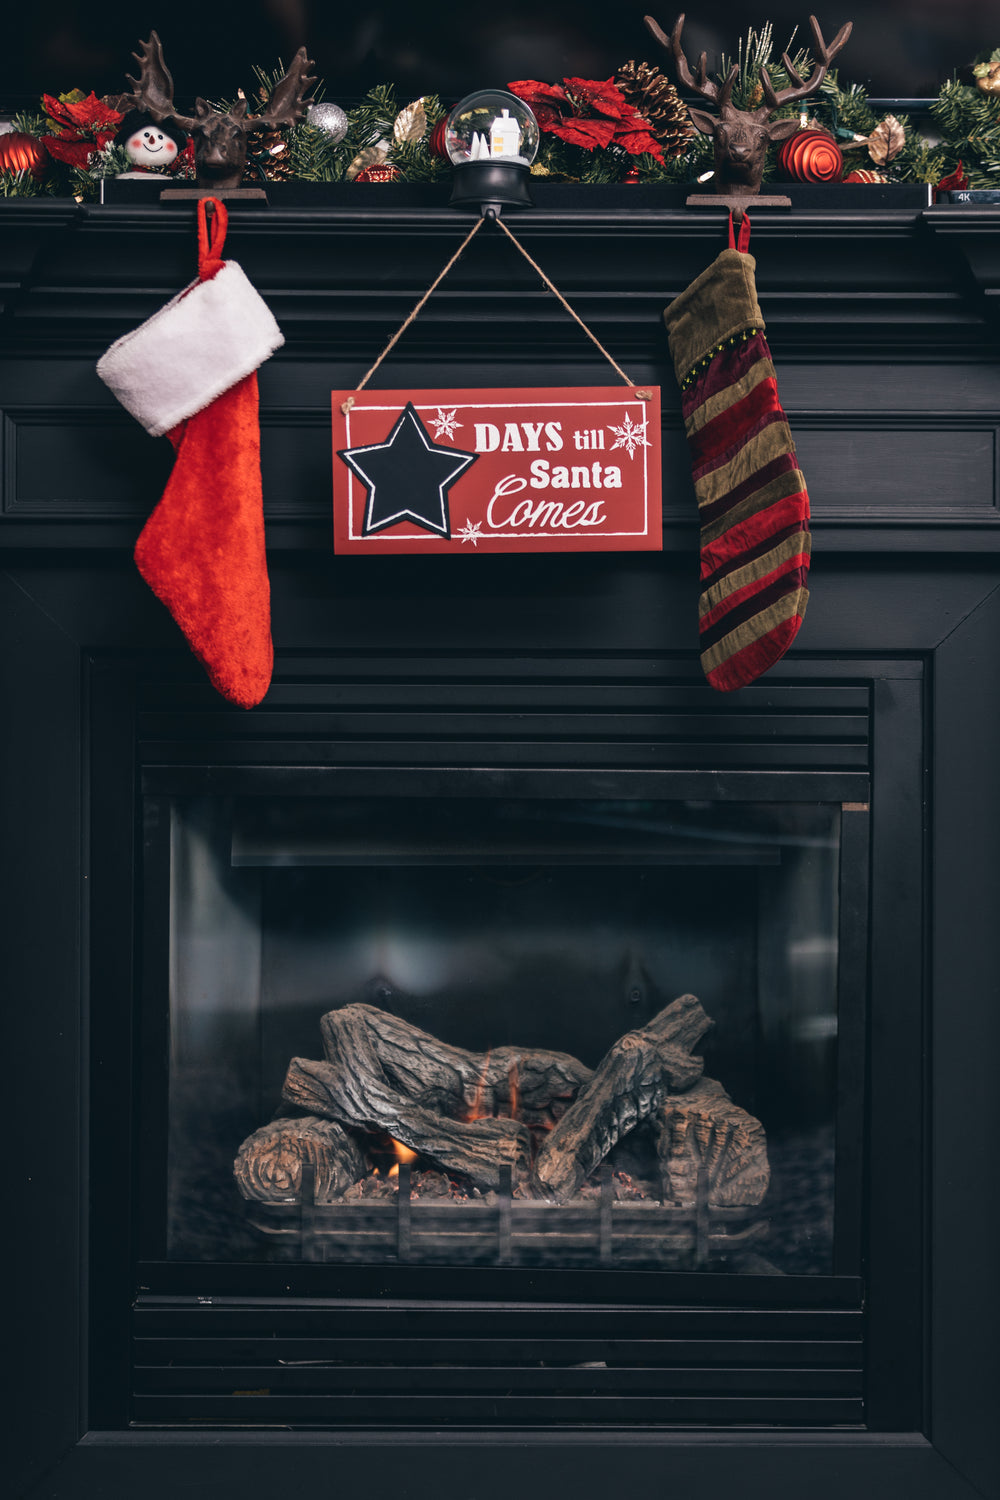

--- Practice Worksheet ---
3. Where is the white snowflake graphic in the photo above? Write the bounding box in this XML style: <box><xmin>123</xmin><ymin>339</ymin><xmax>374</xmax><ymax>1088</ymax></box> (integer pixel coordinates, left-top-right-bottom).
<box><xmin>459</xmin><ymin>520</ymin><xmax>484</xmax><ymax>547</ymax></box>
<box><xmin>607</xmin><ymin>413</ymin><xmax>650</xmax><ymax>459</ymax></box>
<box><xmin>430</xmin><ymin>408</ymin><xmax>462</xmax><ymax>441</ymax></box>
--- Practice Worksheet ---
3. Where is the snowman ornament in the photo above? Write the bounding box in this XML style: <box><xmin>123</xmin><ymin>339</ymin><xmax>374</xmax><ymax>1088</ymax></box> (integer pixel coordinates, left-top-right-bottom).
<box><xmin>114</xmin><ymin>111</ymin><xmax>188</xmax><ymax>176</ymax></box>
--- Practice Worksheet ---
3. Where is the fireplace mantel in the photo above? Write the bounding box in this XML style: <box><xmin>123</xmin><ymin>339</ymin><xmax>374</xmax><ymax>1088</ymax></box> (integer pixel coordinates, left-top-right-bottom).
<box><xmin>3</xmin><ymin>197</ymin><xmax>1000</xmax><ymax>558</ymax></box>
<box><xmin>4</xmin><ymin>201</ymin><xmax>999</xmax><ymax>1500</ymax></box>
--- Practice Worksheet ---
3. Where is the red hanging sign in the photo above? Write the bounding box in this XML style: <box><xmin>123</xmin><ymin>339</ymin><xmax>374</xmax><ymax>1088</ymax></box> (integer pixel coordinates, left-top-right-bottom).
<box><xmin>332</xmin><ymin>386</ymin><xmax>662</xmax><ymax>554</ymax></box>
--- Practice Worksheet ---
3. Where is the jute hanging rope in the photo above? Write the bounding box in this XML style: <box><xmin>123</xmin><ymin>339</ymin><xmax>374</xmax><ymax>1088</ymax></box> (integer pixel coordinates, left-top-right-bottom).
<box><xmin>340</xmin><ymin>215</ymin><xmax>651</xmax><ymax>414</ymax></box>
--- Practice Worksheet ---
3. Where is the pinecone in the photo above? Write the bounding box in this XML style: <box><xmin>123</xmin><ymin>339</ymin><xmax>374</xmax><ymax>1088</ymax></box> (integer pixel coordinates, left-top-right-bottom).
<box><xmin>253</xmin><ymin>127</ymin><xmax>296</xmax><ymax>182</ymax></box>
<box><xmin>615</xmin><ymin>60</ymin><xmax>695</xmax><ymax>158</ymax></box>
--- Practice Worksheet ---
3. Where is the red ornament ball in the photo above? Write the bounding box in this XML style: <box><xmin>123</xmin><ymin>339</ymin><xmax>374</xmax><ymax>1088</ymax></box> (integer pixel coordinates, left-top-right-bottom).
<box><xmin>428</xmin><ymin>117</ymin><xmax>449</xmax><ymax>160</ymax></box>
<box><xmin>0</xmin><ymin>130</ymin><xmax>48</xmax><ymax>180</ymax></box>
<box><xmin>843</xmin><ymin>168</ymin><xmax>890</xmax><ymax>184</ymax></box>
<box><xmin>777</xmin><ymin>129</ymin><xmax>843</xmax><ymax>184</ymax></box>
<box><xmin>354</xmin><ymin>163</ymin><xmax>401</xmax><ymax>183</ymax></box>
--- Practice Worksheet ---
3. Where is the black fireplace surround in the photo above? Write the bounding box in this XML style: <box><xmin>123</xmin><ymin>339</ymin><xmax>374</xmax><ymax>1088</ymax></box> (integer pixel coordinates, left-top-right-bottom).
<box><xmin>4</xmin><ymin>192</ymin><xmax>1000</xmax><ymax>1500</ymax></box>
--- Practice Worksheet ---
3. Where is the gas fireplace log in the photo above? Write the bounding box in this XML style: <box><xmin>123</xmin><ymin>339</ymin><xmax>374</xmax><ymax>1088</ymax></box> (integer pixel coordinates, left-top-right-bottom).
<box><xmin>319</xmin><ymin>1003</ymin><xmax>591</xmax><ymax>1126</ymax></box>
<box><xmin>643</xmin><ymin>992</ymin><xmax>716</xmax><ymax>1056</ymax></box>
<box><xmin>283</xmin><ymin>1055</ymin><xmax>531</xmax><ymax>1191</ymax></box>
<box><xmin>656</xmin><ymin>1078</ymin><xmax>771</xmax><ymax>1208</ymax></box>
<box><xmin>234</xmin><ymin>1115</ymin><xmax>366</xmax><ymax>1204</ymax></box>
<box><xmin>531</xmin><ymin>995</ymin><xmax>713</xmax><ymax>1202</ymax></box>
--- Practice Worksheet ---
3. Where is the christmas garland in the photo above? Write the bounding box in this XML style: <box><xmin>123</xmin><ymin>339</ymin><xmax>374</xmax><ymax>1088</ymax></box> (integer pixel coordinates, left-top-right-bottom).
<box><xmin>2</xmin><ymin>36</ymin><xmax>999</xmax><ymax>199</ymax></box>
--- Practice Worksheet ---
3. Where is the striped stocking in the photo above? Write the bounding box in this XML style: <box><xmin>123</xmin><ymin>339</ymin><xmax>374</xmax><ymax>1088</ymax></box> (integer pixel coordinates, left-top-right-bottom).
<box><xmin>664</xmin><ymin>215</ymin><xmax>811</xmax><ymax>693</ymax></box>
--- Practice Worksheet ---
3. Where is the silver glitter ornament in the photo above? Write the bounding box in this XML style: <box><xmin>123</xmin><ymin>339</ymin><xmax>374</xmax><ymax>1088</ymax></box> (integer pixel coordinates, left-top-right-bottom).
<box><xmin>307</xmin><ymin>102</ymin><xmax>348</xmax><ymax>143</ymax></box>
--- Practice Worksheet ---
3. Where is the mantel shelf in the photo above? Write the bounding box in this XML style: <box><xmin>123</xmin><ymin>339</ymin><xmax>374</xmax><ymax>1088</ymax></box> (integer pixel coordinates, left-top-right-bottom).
<box><xmin>2</xmin><ymin>193</ymin><xmax>998</xmax><ymax>358</ymax></box>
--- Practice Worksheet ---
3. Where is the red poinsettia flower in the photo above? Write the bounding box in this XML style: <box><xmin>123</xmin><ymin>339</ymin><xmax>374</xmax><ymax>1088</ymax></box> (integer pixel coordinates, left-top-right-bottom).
<box><xmin>556</xmin><ymin>116</ymin><xmax>617</xmax><ymax>150</ymax></box>
<box><xmin>509</xmin><ymin>77</ymin><xmax>664</xmax><ymax>164</ymax></box>
<box><xmin>936</xmin><ymin>159</ymin><xmax>969</xmax><ymax>193</ymax></box>
<box><xmin>511</xmin><ymin>81</ymin><xmax>570</xmax><ymax>107</ymax></box>
<box><xmin>614</xmin><ymin>120</ymin><xmax>665</xmax><ymax>160</ymax></box>
<box><xmin>562</xmin><ymin>77</ymin><xmax>628</xmax><ymax>120</ymax></box>
<box><xmin>40</xmin><ymin>91</ymin><xmax>123</xmax><ymax>171</ymax></box>
<box><xmin>42</xmin><ymin>91</ymin><xmax>122</xmax><ymax>134</ymax></box>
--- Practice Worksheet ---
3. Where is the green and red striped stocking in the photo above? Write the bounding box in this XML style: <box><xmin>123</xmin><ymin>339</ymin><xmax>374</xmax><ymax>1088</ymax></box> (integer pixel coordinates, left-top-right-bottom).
<box><xmin>664</xmin><ymin>214</ymin><xmax>811</xmax><ymax>693</ymax></box>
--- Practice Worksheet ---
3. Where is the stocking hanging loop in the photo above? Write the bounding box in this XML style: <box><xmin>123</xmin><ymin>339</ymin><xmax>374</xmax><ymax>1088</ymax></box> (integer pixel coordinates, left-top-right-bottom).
<box><xmin>198</xmin><ymin>197</ymin><xmax>229</xmax><ymax>280</ymax></box>
<box><xmin>727</xmin><ymin>211</ymin><xmax>752</xmax><ymax>254</ymax></box>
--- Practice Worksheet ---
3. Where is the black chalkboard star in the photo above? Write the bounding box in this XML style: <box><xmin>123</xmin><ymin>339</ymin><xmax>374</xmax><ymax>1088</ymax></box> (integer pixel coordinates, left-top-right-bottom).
<box><xmin>339</xmin><ymin>402</ymin><xmax>479</xmax><ymax>539</ymax></box>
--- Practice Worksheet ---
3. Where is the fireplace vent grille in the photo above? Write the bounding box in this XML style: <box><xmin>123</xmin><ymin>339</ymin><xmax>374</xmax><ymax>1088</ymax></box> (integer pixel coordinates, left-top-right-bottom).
<box><xmin>131</xmin><ymin>1297</ymin><xmax>864</xmax><ymax>1428</ymax></box>
<box><xmin>138</xmin><ymin>658</ymin><xmax>870</xmax><ymax>776</ymax></box>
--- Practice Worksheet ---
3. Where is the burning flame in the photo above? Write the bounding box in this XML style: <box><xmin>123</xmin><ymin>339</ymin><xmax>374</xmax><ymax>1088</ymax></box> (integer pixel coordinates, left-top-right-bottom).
<box><xmin>507</xmin><ymin>1059</ymin><xmax>520</xmax><ymax>1120</ymax></box>
<box><xmin>465</xmin><ymin>1049</ymin><xmax>492</xmax><ymax>1122</ymax></box>
<box><xmin>463</xmin><ymin>1054</ymin><xmax>525</xmax><ymax>1123</ymax></box>
<box><xmin>388</xmin><ymin>1137</ymin><xmax>418</xmax><ymax>1178</ymax></box>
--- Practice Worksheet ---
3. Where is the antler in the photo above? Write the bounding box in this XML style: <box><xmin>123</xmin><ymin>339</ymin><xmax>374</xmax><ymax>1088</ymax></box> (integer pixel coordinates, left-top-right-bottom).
<box><xmin>125</xmin><ymin>32</ymin><xmax>198</xmax><ymax>131</ymax></box>
<box><xmin>645</xmin><ymin>14</ymin><xmax>725</xmax><ymax>105</ymax></box>
<box><xmin>249</xmin><ymin>47</ymin><xmax>317</xmax><ymax>131</ymax></box>
<box><xmin>758</xmin><ymin>15</ymin><xmax>853</xmax><ymax>112</ymax></box>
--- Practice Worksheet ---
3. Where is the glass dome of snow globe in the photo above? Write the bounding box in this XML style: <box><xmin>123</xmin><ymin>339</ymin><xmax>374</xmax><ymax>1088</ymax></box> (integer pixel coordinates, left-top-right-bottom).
<box><xmin>445</xmin><ymin>90</ymin><xmax>540</xmax><ymax>213</ymax></box>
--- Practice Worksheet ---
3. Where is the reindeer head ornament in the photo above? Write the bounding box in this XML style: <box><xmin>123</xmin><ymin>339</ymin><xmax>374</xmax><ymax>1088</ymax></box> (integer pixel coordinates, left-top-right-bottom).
<box><xmin>645</xmin><ymin>13</ymin><xmax>852</xmax><ymax>217</ymax></box>
<box><xmin>125</xmin><ymin>32</ymin><xmax>317</xmax><ymax>191</ymax></box>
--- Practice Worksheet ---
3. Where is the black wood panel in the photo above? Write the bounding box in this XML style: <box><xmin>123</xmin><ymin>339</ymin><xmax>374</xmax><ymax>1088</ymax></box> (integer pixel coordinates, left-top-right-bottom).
<box><xmin>3</xmin><ymin>397</ymin><xmax>999</xmax><ymax>532</ymax></box>
<box><xmin>36</xmin><ymin>1432</ymin><xmax>986</xmax><ymax>1500</ymax></box>
<box><xmin>0</xmin><ymin>572</ymin><xmax>85</xmax><ymax>1499</ymax></box>
<box><xmin>87</xmin><ymin>659</ymin><xmax>142</xmax><ymax>1432</ymax></box>
<box><xmin>931</xmin><ymin>584</ymin><xmax>1000</xmax><ymax>1497</ymax></box>
<box><xmin>865</xmin><ymin>675</ymin><xmax>926</xmax><ymax>1432</ymax></box>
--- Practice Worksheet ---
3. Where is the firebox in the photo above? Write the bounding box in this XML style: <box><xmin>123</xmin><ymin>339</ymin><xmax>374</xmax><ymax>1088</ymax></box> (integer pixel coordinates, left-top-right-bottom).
<box><xmin>159</xmin><ymin>791</ymin><xmax>852</xmax><ymax>1278</ymax></box>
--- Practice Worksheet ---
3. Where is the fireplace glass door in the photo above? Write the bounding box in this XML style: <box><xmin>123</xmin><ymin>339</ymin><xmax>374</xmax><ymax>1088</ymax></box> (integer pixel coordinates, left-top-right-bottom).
<box><xmin>145</xmin><ymin>790</ymin><xmax>862</xmax><ymax>1279</ymax></box>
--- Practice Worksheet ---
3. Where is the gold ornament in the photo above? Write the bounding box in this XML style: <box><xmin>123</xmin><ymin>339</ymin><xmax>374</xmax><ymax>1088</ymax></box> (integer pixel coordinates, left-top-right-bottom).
<box><xmin>866</xmin><ymin>114</ymin><xmax>906</xmax><ymax>166</ymax></box>
<box><xmin>346</xmin><ymin>144</ymin><xmax>389</xmax><ymax>181</ymax></box>
<box><xmin>393</xmin><ymin>98</ymin><xmax>427</xmax><ymax>146</ymax></box>
<box><xmin>974</xmin><ymin>60</ymin><xmax>1000</xmax><ymax>95</ymax></box>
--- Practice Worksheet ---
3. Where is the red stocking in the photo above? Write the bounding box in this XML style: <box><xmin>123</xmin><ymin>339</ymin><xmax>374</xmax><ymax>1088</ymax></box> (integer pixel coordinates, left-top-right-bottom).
<box><xmin>98</xmin><ymin>199</ymin><xmax>283</xmax><ymax>708</ymax></box>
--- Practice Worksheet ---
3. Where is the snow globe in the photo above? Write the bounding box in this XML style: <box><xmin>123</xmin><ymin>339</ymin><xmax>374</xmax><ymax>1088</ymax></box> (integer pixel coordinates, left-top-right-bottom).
<box><xmin>445</xmin><ymin>90</ymin><xmax>539</xmax><ymax>212</ymax></box>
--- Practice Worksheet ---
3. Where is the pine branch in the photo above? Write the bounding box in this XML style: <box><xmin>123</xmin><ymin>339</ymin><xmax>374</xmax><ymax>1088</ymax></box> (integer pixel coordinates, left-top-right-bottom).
<box><xmin>0</xmin><ymin>168</ymin><xmax>43</xmax><ymax>197</ymax></box>
<box><xmin>286</xmin><ymin>121</ymin><xmax>343</xmax><ymax>182</ymax></box>
<box><xmin>12</xmin><ymin>109</ymin><xmax>47</xmax><ymax>137</ymax></box>
<box><xmin>88</xmin><ymin>144</ymin><xmax>132</xmax><ymax>180</ymax></box>
<box><xmin>390</xmin><ymin>138</ymin><xmax>447</xmax><ymax>182</ymax></box>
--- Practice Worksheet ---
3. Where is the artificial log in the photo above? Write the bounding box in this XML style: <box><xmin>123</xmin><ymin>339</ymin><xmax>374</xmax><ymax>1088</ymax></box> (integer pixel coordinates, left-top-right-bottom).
<box><xmin>643</xmin><ymin>991</ymin><xmax>716</xmax><ymax>1056</ymax></box>
<box><xmin>283</xmin><ymin>1055</ymin><xmax>531</xmax><ymax>1191</ymax></box>
<box><xmin>531</xmin><ymin>995</ymin><xmax>712</xmax><ymax>1202</ymax></box>
<box><xmin>656</xmin><ymin>1078</ymin><xmax>770</xmax><ymax>1208</ymax></box>
<box><xmin>234</xmin><ymin>1115</ymin><xmax>365</xmax><ymax>1204</ymax></box>
<box><xmin>320</xmin><ymin>1002</ymin><xmax>590</xmax><ymax>1127</ymax></box>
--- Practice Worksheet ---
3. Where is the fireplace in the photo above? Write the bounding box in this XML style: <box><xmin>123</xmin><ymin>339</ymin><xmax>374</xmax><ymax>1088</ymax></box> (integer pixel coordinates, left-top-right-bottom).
<box><xmin>5</xmin><ymin>197</ymin><xmax>999</xmax><ymax>1499</ymax></box>
<box><xmin>110</xmin><ymin>658</ymin><xmax>881</xmax><ymax>1434</ymax></box>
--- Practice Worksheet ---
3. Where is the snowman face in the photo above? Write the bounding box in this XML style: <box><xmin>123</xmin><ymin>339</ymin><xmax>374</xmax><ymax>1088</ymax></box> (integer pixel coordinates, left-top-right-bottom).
<box><xmin>126</xmin><ymin>127</ymin><xmax>179</xmax><ymax>166</ymax></box>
